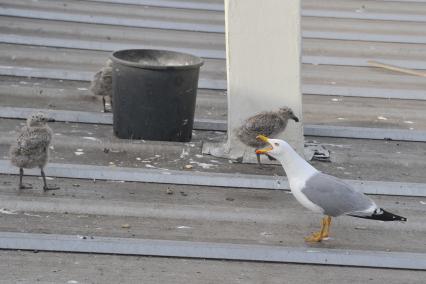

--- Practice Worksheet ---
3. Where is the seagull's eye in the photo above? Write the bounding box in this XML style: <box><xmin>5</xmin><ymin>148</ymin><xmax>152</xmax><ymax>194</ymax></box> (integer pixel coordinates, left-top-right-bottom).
<box><xmin>274</xmin><ymin>143</ymin><xmax>279</xmax><ymax>147</ymax></box>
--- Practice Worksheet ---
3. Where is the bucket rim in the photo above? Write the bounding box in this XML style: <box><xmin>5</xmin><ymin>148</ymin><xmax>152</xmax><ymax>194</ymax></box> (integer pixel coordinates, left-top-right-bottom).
<box><xmin>110</xmin><ymin>49</ymin><xmax>204</xmax><ymax>70</ymax></box>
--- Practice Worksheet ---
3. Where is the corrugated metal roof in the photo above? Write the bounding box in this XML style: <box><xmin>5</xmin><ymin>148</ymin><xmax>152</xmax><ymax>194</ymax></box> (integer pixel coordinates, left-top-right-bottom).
<box><xmin>0</xmin><ymin>0</ymin><xmax>426</xmax><ymax>278</ymax></box>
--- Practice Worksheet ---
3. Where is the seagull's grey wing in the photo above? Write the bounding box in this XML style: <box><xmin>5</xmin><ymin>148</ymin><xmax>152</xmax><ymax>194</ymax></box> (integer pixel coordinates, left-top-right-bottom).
<box><xmin>302</xmin><ymin>173</ymin><xmax>375</xmax><ymax>217</ymax></box>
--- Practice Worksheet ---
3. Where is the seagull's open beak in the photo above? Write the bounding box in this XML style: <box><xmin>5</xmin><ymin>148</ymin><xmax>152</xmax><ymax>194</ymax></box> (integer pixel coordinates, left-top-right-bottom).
<box><xmin>255</xmin><ymin>135</ymin><xmax>273</xmax><ymax>155</ymax></box>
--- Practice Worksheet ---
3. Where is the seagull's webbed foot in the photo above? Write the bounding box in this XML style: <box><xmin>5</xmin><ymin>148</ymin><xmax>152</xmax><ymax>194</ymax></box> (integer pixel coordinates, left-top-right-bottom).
<box><xmin>40</xmin><ymin>167</ymin><xmax>60</xmax><ymax>191</ymax></box>
<box><xmin>304</xmin><ymin>231</ymin><xmax>323</xmax><ymax>243</ymax></box>
<box><xmin>18</xmin><ymin>168</ymin><xmax>32</xmax><ymax>190</ymax></box>
<box><xmin>305</xmin><ymin>216</ymin><xmax>332</xmax><ymax>243</ymax></box>
<box><xmin>19</xmin><ymin>183</ymin><xmax>33</xmax><ymax>190</ymax></box>
<box><xmin>43</xmin><ymin>185</ymin><xmax>60</xmax><ymax>191</ymax></box>
<box><xmin>103</xmin><ymin>106</ymin><xmax>112</xmax><ymax>113</ymax></box>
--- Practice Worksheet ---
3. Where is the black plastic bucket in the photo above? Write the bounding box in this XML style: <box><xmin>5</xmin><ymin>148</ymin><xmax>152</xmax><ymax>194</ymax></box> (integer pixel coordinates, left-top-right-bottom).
<box><xmin>110</xmin><ymin>49</ymin><xmax>204</xmax><ymax>141</ymax></box>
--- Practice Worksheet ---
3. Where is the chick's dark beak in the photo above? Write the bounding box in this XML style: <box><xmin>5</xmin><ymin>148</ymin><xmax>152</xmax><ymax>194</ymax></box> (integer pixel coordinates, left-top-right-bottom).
<box><xmin>290</xmin><ymin>113</ymin><xmax>299</xmax><ymax>122</ymax></box>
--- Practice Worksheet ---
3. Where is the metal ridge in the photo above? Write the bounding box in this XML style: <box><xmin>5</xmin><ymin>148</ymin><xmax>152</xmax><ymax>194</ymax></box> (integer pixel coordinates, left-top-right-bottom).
<box><xmin>0</xmin><ymin>160</ymin><xmax>425</xmax><ymax>196</ymax></box>
<box><xmin>1</xmin><ymin>107</ymin><xmax>426</xmax><ymax>142</ymax></box>
<box><xmin>0</xmin><ymin>232</ymin><xmax>425</xmax><ymax>270</ymax></box>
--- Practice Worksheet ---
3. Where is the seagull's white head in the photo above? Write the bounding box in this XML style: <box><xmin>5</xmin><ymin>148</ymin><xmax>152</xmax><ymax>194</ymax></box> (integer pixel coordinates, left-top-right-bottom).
<box><xmin>255</xmin><ymin>135</ymin><xmax>291</xmax><ymax>159</ymax></box>
<box><xmin>255</xmin><ymin>135</ymin><xmax>318</xmax><ymax>181</ymax></box>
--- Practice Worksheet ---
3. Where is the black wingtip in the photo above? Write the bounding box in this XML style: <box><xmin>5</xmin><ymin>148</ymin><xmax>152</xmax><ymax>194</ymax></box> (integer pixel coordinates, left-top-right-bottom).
<box><xmin>375</xmin><ymin>209</ymin><xmax>407</xmax><ymax>222</ymax></box>
<box><xmin>381</xmin><ymin>209</ymin><xmax>407</xmax><ymax>222</ymax></box>
<box><xmin>350</xmin><ymin>209</ymin><xmax>407</xmax><ymax>222</ymax></box>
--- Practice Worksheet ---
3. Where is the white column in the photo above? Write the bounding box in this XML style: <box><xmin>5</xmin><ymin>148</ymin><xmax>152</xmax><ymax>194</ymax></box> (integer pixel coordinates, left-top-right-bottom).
<box><xmin>204</xmin><ymin>0</ymin><xmax>304</xmax><ymax>162</ymax></box>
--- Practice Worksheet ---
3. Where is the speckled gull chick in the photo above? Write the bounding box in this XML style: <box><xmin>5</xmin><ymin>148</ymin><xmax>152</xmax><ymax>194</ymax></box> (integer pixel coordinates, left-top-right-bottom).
<box><xmin>256</xmin><ymin>135</ymin><xmax>407</xmax><ymax>242</ymax></box>
<box><xmin>90</xmin><ymin>59</ymin><xmax>113</xmax><ymax>112</ymax></box>
<box><xmin>9</xmin><ymin>112</ymin><xmax>59</xmax><ymax>191</ymax></box>
<box><xmin>237</xmin><ymin>107</ymin><xmax>299</xmax><ymax>164</ymax></box>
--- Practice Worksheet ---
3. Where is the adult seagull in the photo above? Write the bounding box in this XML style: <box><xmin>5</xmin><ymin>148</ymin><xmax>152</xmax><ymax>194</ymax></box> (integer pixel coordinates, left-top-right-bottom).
<box><xmin>255</xmin><ymin>135</ymin><xmax>406</xmax><ymax>242</ymax></box>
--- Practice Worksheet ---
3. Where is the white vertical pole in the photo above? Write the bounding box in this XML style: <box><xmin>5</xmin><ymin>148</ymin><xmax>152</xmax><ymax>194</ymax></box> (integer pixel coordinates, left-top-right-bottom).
<box><xmin>204</xmin><ymin>0</ymin><xmax>304</xmax><ymax>162</ymax></box>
